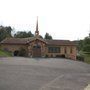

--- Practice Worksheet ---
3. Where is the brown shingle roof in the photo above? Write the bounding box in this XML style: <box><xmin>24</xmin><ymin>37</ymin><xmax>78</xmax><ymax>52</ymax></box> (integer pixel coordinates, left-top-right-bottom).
<box><xmin>0</xmin><ymin>38</ymin><xmax>28</xmax><ymax>44</ymax></box>
<box><xmin>46</xmin><ymin>40</ymin><xmax>76</xmax><ymax>46</ymax></box>
<box><xmin>0</xmin><ymin>38</ymin><xmax>76</xmax><ymax>46</ymax></box>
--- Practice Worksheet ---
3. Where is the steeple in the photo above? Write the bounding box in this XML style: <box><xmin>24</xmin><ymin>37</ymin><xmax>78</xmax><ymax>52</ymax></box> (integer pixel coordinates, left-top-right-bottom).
<box><xmin>35</xmin><ymin>17</ymin><xmax>39</xmax><ymax>37</ymax></box>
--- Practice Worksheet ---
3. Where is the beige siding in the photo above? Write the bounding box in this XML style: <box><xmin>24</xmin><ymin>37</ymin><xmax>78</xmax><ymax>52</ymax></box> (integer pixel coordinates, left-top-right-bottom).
<box><xmin>46</xmin><ymin>45</ymin><xmax>77</xmax><ymax>60</ymax></box>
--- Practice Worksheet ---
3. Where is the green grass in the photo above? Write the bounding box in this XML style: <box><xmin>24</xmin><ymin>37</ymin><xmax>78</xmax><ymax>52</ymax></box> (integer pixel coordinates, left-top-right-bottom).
<box><xmin>78</xmin><ymin>51</ymin><xmax>90</xmax><ymax>64</ymax></box>
<box><xmin>0</xmin><ymin>50</ymin><xmax>12</xmax><ymax>57</ymax></box>
<box><xmin>84</xmin><ymin>54</ymin><xmax>90</xmax><ymax>64</ymax></box>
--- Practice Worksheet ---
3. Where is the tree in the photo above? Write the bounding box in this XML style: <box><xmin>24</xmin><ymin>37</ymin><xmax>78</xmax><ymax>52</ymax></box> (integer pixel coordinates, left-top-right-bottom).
<box><xmin>83</xmin><ymin>37</ymin><xmax>90</xmax><ymax>45</ymax></box>
<box><xmin>77</xmin><ymin>40</ymin><xmax>84</xmax><ymax>51</ymax></box>
<box><xmin>39</xmin><ymin>35</ymin><xmax>43</xmax><ymax>39</ymax></box>
<box><xmin>14</xmin><ymin>31</ymin><xmax>34</xmax><ymax>38</ymax></box>
<box><xmin>5</xmin><ymin>26</ymin><xmax>12</xmax><ymax>37</ymax></box>
<box><xmin>0</xmin><ymin>26</ymin><xmax>13</xmax><ymax>42</ymax></box>
<box><xmin>14</xmin><ymin>31</ymin><xmax>27</xmax><ymax>38</ymax></box>
<box><xmin>77</xmin><ymin>33</ymin><xmax>90</xmax><ymax>52</ymax></box>
<box><xmin>44</xmin><ymin>33</ymin><xmax>52</xmax><ymax>40</ymax></box>
<box><xmin>83</xmin><ymin>45</ymin><xmax>90</xmax><ymax>52</ymax></box>
<box><xmin>83</xmin><ymin>33</ymin><xmax>90</xmax><ymax>52</ymax></box>
<box><xmin>27</xmin><ymin>31</ymin><xmax>34</xmax><ymax>37</ymax></box>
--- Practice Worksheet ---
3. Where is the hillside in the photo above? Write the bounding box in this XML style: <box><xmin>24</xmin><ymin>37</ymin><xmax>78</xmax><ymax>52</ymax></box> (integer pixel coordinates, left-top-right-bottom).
<box><xmin>0</xmin><ymin>50</ymin><xmax>12</xmax><ymax>57</ymax></box>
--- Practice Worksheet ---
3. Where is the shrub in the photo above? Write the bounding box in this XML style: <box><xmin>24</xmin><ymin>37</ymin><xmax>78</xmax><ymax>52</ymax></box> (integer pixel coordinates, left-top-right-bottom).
<box><xmin>84</xmin><ymin>52</ymin><xmax>90</xmax><ymax>54</ymax></box>
<box><xmin>19</xmin><ymin>48</ymin><xmax>26</xmax><ymax>56</ymax></box>
<box><xmin>76</xmin><ymin>55</ymin><xmax>84</xmax><ymax>62</ymax></box>
<box><xmin>0</xmin><ymin>49</ymin><xmax>12</xmax><ymax>57</ymax></box>
<box><xmin>45</xmin><ymin>54</ymin><xmax>48</xmax><ymax>58</ymax></box>
<box><xmin>83</xmin><ymin>45</ymin><xmax>90</xmax><ymax>52</ymax></box>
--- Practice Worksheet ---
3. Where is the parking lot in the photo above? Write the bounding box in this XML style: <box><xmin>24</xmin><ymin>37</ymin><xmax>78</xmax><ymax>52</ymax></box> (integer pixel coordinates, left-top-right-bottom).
<box><xmin>0</xmin><ymin>57</ymin><xmax>90</xmax><ymax>90</ymax></box>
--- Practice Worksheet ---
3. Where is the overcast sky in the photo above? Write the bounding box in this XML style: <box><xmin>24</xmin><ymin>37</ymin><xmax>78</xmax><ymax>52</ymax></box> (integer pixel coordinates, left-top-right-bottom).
<box><xmin>0</xmin><ymin>0</ymin><xmax>90</xmax><ymax>40</ymax></box>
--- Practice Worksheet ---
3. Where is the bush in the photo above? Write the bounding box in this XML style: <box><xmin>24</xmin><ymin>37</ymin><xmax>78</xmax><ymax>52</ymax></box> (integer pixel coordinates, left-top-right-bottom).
<box><xmin>0</xmin><ymin>49</ymin><xmax>12</xmax><ymax>57</ymax></box>
<box><xmin>84</xmin><ymin>52</ymin><xmax>90</xmax><ymax>54</ymax></box>
<box><xmin>19</xmin><ymin>48</ymin><xmax>26</xmax><ymax>56</ymax></box>
<box><xmin>83</xmin><ymin>45</ymin><xmax>90</xmax><ymax>52</ymax></box>
<box><xmin>76</xmin><ymin>55</ymin><xmax>84</xmax><ymax>62</ymax></box>
<box><xmin>84</xmin><ymin>54</ymin><xmax>90</xmax><ymax>64</ymax></box>
<box><xmin>45</xmin><ymin>54</ymin><xmax>48</xmax><ymax>58</ymax></box>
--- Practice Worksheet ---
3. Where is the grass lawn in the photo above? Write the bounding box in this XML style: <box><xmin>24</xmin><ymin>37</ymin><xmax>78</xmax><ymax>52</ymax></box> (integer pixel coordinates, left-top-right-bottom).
<box><xmin>84</xmin><ymin>54</ymin><xmax>90</xmax><ymax>64</ymax></box>
<box><xmin>0</xmin><ymin>50</ymin><xmax>12</xmax><ymax>57</ymax></box>
<box><xmin>77</xmin><ymin>51</ymin><xmax>90</xmax><ymax>64</ymax></box>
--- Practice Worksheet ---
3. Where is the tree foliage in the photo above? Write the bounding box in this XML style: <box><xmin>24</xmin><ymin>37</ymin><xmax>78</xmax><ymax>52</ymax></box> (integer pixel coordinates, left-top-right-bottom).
<box><xmin>83</xmin><ymin>45</ymin><xmax>90</xmax><ymax>52</ymax></box>
<box><xmin>0</xmin><ymin>26</ymin><xmax>13</xmax><ymax>41</ymax></box>
<box><xmin>0</xmin><ymin>25</ymin><xmax>53</xmax><ymax>42</ymax></box>
<box><xmin>83</xmin><ymin>35</ymin><xmax>90</xmax><ymax>52</ymax></box>
<box><xmin>76</xmin><ymin>40</ymin><xmax>83</xmax><ymax>51</ymax></box>
<box><xmin>39</xmin><ymin>35</ymin><xmax>43</xmax><ymax>39</ymax></box>
<box><xmin>77</xmin><ymin>33</ymin><xmax>90</xmax><ymax>52</ymax></box>
<box><xmin>44</xmin><ymin>33</ymin><xmax>52</xmax><ymax>40</ymax></box>
<box><xmin>14</xmin><ymin>31</ymin><xmax>34</xmax><ymax>38</ymax></box>
<box><xmin>83</xmin><ymin>37</ymin><xmax>90</xmax><ymax>45</ymax></box>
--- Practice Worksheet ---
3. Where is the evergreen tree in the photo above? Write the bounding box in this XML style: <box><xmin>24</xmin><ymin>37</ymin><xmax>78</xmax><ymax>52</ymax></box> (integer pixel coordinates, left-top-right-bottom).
<box><xmin>14</xmin><ymin>31</ymin><xmax>34</xmax><ymax>38</ymax></box>
<box><xmin>83</xmin><ymin>34</ymin><xmax>90</xmax><ymax>52</ymax></box>
<box><xmin>44</xmin><ymin>33</ymin><xmax>52</xmax><ymax>40</ymax></box>
<box><xmin>0</xmin><ymin>26</ymin><xmax>13</xmax><ymax>41</ymax></box>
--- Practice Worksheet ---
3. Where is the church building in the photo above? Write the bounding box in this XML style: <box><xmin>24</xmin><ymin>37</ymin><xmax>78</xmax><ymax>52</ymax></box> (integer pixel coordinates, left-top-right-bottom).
<box><xmin>0</xmin><ymin>19</ymin><xmax>77</xmax><ymax>60</ymax></box>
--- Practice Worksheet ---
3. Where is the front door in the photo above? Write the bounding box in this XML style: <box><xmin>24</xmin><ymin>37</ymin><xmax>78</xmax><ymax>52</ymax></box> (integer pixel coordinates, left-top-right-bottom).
<box><xmin>32</xmin><ymin>45</ymin><xmax>41</xmax><ymax>57</ymax></box>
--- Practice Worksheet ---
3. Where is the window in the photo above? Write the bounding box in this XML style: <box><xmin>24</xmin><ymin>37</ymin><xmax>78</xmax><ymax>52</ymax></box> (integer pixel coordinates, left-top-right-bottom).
<box><xmin>48</xmin><ymin>47</ymin><xmax>60</xmax><ymax>53</ymax></box>
<box><xmin>64</xmin><ymin>47</ymin><xmax>67</xmax><ymax>54</ymax></box>
<box><xmin>48</xmin><ymin>47</ymin><xmax>53</xmax><ymax>53</ymax></box>
<box><xmin>70</xmin><ymin>47</ymin><xmax>73</xmax><ymax>54</ymax></box>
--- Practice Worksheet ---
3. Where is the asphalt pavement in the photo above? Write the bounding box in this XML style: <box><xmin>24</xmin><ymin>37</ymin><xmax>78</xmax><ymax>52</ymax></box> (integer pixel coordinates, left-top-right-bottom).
<box><xmin>0</xmin><ymin>57</ymin><xmax>90</xmax><ymax>90</ymax></box>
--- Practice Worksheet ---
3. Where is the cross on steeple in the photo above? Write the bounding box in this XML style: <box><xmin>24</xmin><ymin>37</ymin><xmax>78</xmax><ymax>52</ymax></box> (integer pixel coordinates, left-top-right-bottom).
<box><xmin>35</xmin><ymin>17</ymin><xmax>39</xmax><ymax>37</ymax></box>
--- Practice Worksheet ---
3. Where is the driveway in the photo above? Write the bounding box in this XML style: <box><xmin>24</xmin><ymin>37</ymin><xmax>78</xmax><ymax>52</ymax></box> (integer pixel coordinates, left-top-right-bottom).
<box><xmin>0</xmin><ymin>57</ymin><xmax>90</xmax><ymax>90</ymax></box>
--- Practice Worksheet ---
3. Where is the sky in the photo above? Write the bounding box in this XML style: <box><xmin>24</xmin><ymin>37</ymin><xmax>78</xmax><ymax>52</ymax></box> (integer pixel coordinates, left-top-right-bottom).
<box><xmin>0</xmin><ymin>0</ymin><xmax>90</xmax><ymax>40</ymax></box>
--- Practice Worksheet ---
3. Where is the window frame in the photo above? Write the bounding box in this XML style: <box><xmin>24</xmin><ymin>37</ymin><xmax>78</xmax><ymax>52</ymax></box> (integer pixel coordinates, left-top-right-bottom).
<box><xmin>48</xmin><ymin>46</ymin><xmax>60</xmax><ymax>53</ymax></box>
